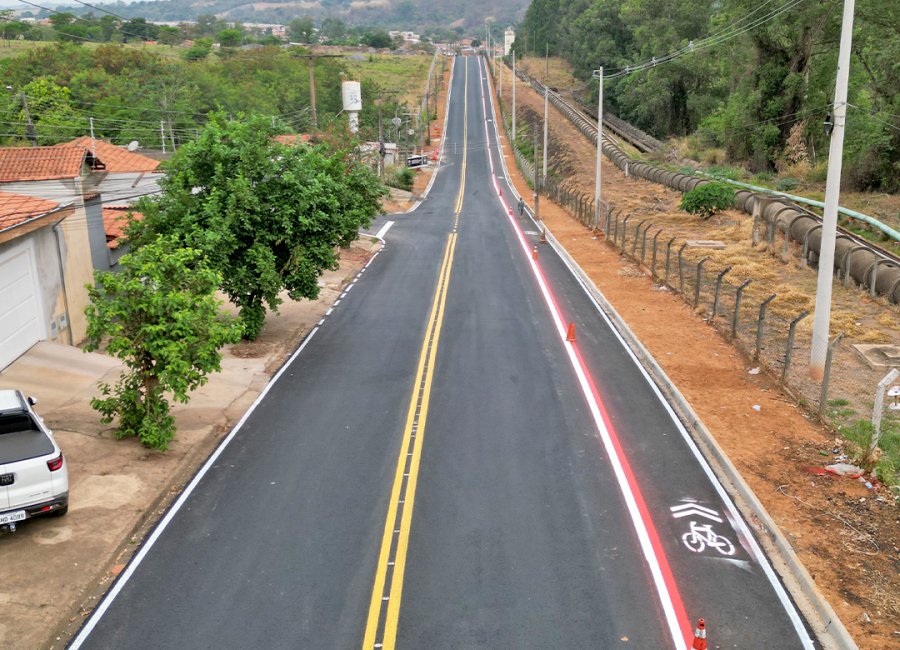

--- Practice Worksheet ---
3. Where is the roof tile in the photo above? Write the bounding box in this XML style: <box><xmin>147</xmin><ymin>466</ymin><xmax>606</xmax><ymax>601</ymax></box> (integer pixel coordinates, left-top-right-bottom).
<box><xmin>57</xmin><ymin>137</ymin><xmax>160</xmax><ymax>173</ymax></box>
<box><xmin>0</xmin><ymin>146</ymin><xmax>89</xmax><ymax>182</ymax></box>
<box><xmin>0</xmin><ymin>191</ymin><xmax>60</xmax><ymax>231</ymax></box>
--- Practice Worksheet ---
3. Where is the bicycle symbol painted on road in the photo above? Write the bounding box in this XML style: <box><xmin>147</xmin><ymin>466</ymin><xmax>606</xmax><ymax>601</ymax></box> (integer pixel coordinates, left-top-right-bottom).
<box><xmin>681</xmin><ymin>520</ymin><xmax>736</xmax><ymax>556</ymax></box>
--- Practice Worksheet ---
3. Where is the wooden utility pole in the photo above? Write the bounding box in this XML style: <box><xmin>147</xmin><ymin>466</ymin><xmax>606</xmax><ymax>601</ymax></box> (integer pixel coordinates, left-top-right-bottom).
<box><xmin>291</xmin><ymin>52</ymin><xmax>344</xmax><ymax>129</ymax></box>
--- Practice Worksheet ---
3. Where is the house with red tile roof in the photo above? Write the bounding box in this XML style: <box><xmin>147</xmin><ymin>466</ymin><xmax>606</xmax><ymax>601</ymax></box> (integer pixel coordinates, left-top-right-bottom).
<box><xmin>54</xmin><ymin>137</ymin><xmax>164</xmax><ymax>250</ymax></box>
<box><xmin>0</xmin><ymin>190</ymin><xmax>91</xmax><ymax>370</ymax></box>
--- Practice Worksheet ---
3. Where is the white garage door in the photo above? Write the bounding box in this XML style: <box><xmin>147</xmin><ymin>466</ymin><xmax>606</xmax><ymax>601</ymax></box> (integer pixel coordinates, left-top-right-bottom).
<box><xmin>0</xmin><ymin>245</ymin><xmax>43</xmax><ymax>370</ymax></box>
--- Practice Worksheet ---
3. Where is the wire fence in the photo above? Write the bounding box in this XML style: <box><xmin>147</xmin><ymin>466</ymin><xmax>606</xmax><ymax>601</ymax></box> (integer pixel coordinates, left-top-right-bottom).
<box><xmin>603</xmin><ymin>208</ymin><xmax>895</xmax><ymax>427</ymax></box>
<box><xmin>489</xmin><ymin>55</ymin><xmax>896</xmax><ymax>465</ymax></box>
<box><xmin>488</xmin><ymin>53</ymin><xmax>898</xmax><ymax>485</ymax></box>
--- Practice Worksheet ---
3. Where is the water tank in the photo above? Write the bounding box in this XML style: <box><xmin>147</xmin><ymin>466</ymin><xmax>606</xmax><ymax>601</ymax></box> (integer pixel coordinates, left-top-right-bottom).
<box><xmin>341</xmin><ymin>81</ymin><xmax>362</xmax><ymax>112</ymax></box>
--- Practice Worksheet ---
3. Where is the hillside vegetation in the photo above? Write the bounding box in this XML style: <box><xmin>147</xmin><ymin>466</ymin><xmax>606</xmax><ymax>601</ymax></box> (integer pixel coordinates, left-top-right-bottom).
<box><xmin>0</xmin><ymin>42</ymin><xmax>428</xmax><ymax>149</ymax></box>
<box><xmin>517</xmin><ymin>0</ymin><xmax>899</xmax><ymax>193</ymax></box>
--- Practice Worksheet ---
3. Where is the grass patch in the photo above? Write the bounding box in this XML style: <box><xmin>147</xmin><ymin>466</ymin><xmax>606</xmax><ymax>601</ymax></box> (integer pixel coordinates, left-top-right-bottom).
<box><xmin>830</xmin><ymin>401</ymin><xmax>900</xmax><ymax>491</ymax></box>
<box><xmin>344</xmin><ymin>53</ymin><xmax>433</xmax><ymax>105</ymax></box>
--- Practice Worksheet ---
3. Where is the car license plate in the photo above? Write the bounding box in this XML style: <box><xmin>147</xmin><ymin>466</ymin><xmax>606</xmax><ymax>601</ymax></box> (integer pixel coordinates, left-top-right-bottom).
<box><xmin>0</xmin><ymin>510</ymin><xmax>26</xmax><ymax>525</ymax></box>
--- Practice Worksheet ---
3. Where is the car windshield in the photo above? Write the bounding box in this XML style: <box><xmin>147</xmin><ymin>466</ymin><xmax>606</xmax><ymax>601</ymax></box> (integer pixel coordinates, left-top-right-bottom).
<box><xmin>0</xmin><ymin>414</ymin><xmax>53</xmax><ymax>464</ymax></box>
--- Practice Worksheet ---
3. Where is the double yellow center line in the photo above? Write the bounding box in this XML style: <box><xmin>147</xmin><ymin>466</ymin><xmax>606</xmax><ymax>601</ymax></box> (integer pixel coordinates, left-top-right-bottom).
<box><xmin>361</xmin><ymin>58</ymin><xmax>468</xmax><ymax>650</ymax></box>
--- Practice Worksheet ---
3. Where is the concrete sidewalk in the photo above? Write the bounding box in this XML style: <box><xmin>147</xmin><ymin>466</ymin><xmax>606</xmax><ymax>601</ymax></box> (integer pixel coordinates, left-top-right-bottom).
<box><xmin>0</xmin><ymin>238</ymin><xmax>380</xmax><ymax>650</ymax></box>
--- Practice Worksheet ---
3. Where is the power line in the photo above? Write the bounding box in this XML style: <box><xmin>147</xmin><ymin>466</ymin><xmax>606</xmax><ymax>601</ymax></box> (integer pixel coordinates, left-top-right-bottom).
<box><xmin>603</xmin><ymin>0</ymin><xmax>809</xmax><ymax>80</ymax></box>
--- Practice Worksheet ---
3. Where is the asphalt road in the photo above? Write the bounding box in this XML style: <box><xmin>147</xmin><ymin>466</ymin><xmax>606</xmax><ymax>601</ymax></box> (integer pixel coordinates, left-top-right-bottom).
<box><xmin>72</xmin><ymin>55</ymin><xmax>817</xmax><ymax>650</ymax></box>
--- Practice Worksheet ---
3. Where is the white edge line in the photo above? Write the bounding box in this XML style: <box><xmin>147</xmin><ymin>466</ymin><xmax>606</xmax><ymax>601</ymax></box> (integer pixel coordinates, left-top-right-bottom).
<box><xmin>374</xmin><ymin>220</ymin><xmax>395</xmax><ymax>241</ymax></box>
<box><xmin>408</xmin><ymin>56</ymin><xmax>455</xmax><ymax>213</ymax></box>
<box><xmin>72</xmin><ymin>225</ymin><xmax>394</xmax><ymax>648</ymax></box>
<box><xmin>477</xmin><ymin>56</ymin><xmax>687</xmax><ymax>649</ymax></box>
<box><xmin>479</xmin><ymin>57</ymin><xmax>813</xmax><ymax>648</ymax></box>
<box><xmin>69</xmin><ymin>324</ymin><xmax>323</xmax><ymax>649</ymax></box>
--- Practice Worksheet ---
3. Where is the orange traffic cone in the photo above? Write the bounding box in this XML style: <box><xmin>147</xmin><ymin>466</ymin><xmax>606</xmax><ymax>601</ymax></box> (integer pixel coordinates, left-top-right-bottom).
<box><xmin>691</xmin><ymin>618</ymin><xmax>707</xmax><ymax>650</ymax></box>
<box><xmin>532</xmin><ymin>245</ymin><xmax>539</xmax><ymax>260</ymax></box>
<box><xmin>508</xmin><ymin>208</ymin><xmax>513</xmax><ymax>215</ymax></box>
<box><xmin>566</xmin><ymin>323</ymin><xmax>576</xmax><ymax>342</ymax></box>
<box><xmin>430</xmin><ymin>149</ymin><xmax>439</xmax><ymax>161</ymax></box>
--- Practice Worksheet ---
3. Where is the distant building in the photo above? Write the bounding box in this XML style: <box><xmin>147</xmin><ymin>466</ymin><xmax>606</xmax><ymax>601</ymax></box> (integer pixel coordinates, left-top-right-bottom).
<box><xmin>388</xmin><ymin>30</ymin><xmax>421</xmax><ymax>44</ymax></box>
<box><xmin>504</xmin><ymin>27</ymin><xmax>515</xmax><ymax>55</ymax></box>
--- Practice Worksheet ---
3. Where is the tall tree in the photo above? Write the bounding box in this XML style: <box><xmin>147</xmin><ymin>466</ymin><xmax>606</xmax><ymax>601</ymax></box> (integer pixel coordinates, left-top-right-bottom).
<box><xmin>128</xmin><ymin>112</ymin><xmax>387</xmax><ymax>339</ymax></box>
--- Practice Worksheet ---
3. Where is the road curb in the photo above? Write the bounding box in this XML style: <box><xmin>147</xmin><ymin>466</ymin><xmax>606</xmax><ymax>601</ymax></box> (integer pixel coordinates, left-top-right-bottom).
<box><xmin>540</xmin><ymin>224</ymin><xmax>858</xmax><ymax>650</ymax></box>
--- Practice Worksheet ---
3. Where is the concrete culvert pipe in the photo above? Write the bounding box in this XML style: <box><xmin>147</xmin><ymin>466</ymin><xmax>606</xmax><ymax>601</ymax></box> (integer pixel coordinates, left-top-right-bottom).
<box><xmin>527</xmin><ymin>74</ymin><xmax>900</xmax><ymax>303</ymax></box>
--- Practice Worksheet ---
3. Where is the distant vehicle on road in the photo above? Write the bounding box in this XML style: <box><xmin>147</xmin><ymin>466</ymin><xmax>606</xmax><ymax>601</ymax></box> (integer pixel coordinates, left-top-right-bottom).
<box><xmin>407</xmin><ymin>154</ymin><xmax>429</xmax><ymax>168</ymax></box>
<box><xmin>0</xmin><ymin>390</ymin><xmax>68</xmax><ymax>533</ymax></box>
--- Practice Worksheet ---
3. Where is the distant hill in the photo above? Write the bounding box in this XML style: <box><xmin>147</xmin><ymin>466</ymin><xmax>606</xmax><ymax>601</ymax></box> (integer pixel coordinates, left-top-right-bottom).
<box><xmin>85</xmin><ymin>0</ymin><xmax>529</xmax><ymax>31</ymax></box>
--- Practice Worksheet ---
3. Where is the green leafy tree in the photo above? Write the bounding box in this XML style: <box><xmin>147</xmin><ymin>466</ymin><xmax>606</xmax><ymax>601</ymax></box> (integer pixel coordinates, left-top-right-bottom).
<box><xmin>289</xmin><ymin>17</ymin><xmax>315</xmax><ymax>43</ymax></box>
<box><xmin>85</xmin><ymin>238</ymin><xmax>241</xmax><ymax>450</ymax></box>
<box><xmin>20</xmin><ymin>77</ymin><xmax>82</xmax><ymax>144</ymax></box>
<box><xmin>128</xmin><ymin>112</ymin><xmax>387</xmax><ymax>340</ymax></box>
<box><xmin>364</xmin><ymin>30</ymin><xmax>392</xmax><ymax>49</ymax></box>
<box><xmin>218</xmin><ymin>28</ymin><xmax>243</xmax><ymax>47</ymax></box>
<box><xmin>183</xmin><ymin>37</ymin><xmax>213</xmax><ymax>61</ymax></box>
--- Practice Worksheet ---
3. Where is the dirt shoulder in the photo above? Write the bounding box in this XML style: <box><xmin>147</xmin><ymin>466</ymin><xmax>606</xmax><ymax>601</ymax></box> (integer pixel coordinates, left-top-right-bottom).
<box><xmin>492</xmin><ymin>65</ymin><xmax>899</xmax><ymax>648</ymax></box>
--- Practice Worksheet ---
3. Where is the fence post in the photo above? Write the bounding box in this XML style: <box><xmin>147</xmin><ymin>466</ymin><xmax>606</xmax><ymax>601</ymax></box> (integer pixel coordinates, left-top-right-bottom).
<box><xmin>732</xmin><ymin>279</ymin><xmax>752</xmax><ymax>339</ymax></box>
<box><xmin>641</xmin><ymin>224</ymin><xmax>652</xmax><ymax>262</ymax></box>
<box><xmin>664</xmin><ymin>237</ymin><xmax>677</xmax><ymax>287</ymax></box>
<box><xmin>782</xmin><ymin>310</ymin><xmax>809</xmax><ymax>383</ymax></box>
<box><xmin>651</xmin><ymin>229</ymin><xmax>662</xmax><ymax>278</ymax></box>
<box><xmin>868</xmin><ymin>368</ymin><xmax>900</xmax><ymax>464</ymax></box>
<box><xmin>711</xmin><ymin>266</ymin><xmax>732</xmax><ymax>320</ymax></box>
<box><xmin>613</xmin><ymin>212</ymin><xmax>620</xmax><ymax>246</ymax></box>
<box><xmin>632</xmin><ymin>220</ymin><xmax>646</xmax><ymax>256</ymax></box>
<box><xmin>693</xmin><ymin>257</ymin><xmax>710</xmax><ymax>308</ymax></box>
<box><xmin>755</xmin><ymin>294</ymin><xmax>777</xmax><ymax>359</ymax></box>
<box><xmin>818</xmin><ymin>332</ymin><xmax>844</xmax><ymax>417</ymax></box>
<box><xmin>618</xmin><ymin>215</ymin><xmax>629</xmax><ymax>252</ymax></box>
<box><xmin>605</xmin><ymin>205</ymin><xmax>613</xmax><ymax>237</ymax></box>
<box><xmin>677</xmin><ymin>243</ymin><xmax>688</xmax><ymax>292</ymax></box>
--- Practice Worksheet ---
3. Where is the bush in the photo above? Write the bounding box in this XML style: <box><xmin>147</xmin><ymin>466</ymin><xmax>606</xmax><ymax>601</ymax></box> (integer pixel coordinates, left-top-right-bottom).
<box><xmin>775</xmin><ymin>177</ymin><xmax>799</xmax><ymax>192</ymax></box>
<box><xmin>385</xmin><ymin>165</ymin><xmax>414</xmax><ymax>191</ymax></box>
<box><xmin>680</xmin><ymin>182</ymin><xmax>734</xmax><ymax>219</ymax></box>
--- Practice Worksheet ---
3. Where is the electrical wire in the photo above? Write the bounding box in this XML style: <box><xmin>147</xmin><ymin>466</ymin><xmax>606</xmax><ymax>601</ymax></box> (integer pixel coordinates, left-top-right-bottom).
<box><xmin>602</xmin><ymin>0</ymin><xmax>810</xmax><ymax>80</ymax></box>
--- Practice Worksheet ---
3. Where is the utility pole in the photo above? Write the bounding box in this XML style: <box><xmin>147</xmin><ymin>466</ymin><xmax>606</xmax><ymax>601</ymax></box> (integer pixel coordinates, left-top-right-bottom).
<box><xmin>591</xmin><ymin>68</ymin><xmax>603</xmax><ymax>227</ymax></box>
<box><xmin>19</xmin><ymin>92</ymin><xmax>37</xmax><ymax>146</ymax></box>
<box><xmin>810</xmin><ymin>0</ymin><xmax>856</xmax><ymax>378</ymax></box>
<box><xmin>542</xmin><ymin>44</ymin><xmax>549</xmax><ymax>181</ymax></box>
<box><xmin>89</xmin><ymin>116</ymin><xmax>95</xmax><ymax>157</ymax></box>
<box><xmin>533</xmin><ymin>125</ymin><xmax>540</xmax><ymax>221</ymax></box>
<box><xmin>512</xmin><ymin>51</ymin><xmax>517</xmax><ymax>141</ymax></box>
<box><xmin>160</xmin><ymin>120</ymin><xmax>166</xmax><ymax>154</ymax></box>
<box><xmin>292</xmin><ymin>53</ymin><xmax>344</xmax><ymax>129</ymax></box>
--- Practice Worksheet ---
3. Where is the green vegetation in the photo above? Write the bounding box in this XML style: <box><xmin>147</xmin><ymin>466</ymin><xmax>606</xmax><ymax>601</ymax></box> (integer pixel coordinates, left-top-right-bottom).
<box><xmin>679</xmin><ymin>182</ymin><xmax>733</xmax><ymax>219</ymax></box>
<box><xmin>128</xmin><ymin>113</ymin><xmax>386</xmax><ymax>340</ymax></box>
<box><xmin>0</xmin><ymin>42</ymin><xmax>420</xmax><ymax>148</ymax></box>
<box><xmin>385</xmin><ymin>165</ymin><xmax>414</xmax><ymax>191</ymax></box>
<box><xmin>85</xmin><ymin>238</ymin><xmax>241</xmax><ymax>450</ymax></box>
<box><xmin>826</xmin><ymin>398</ymin><xmax>899</xmax><ymax>491</ymax></box>
<box><xmin>518</xmin><ymin>0</ymin><xmax>900</xmax><ymax>192</ymax></box>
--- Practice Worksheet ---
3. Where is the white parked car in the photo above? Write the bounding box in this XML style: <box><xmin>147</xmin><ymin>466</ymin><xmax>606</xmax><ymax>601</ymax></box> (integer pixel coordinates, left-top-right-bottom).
<box><xmin>0</xmin><ymin>389</ymin><xmax>68</xmax><ymax>533</ymax></box>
